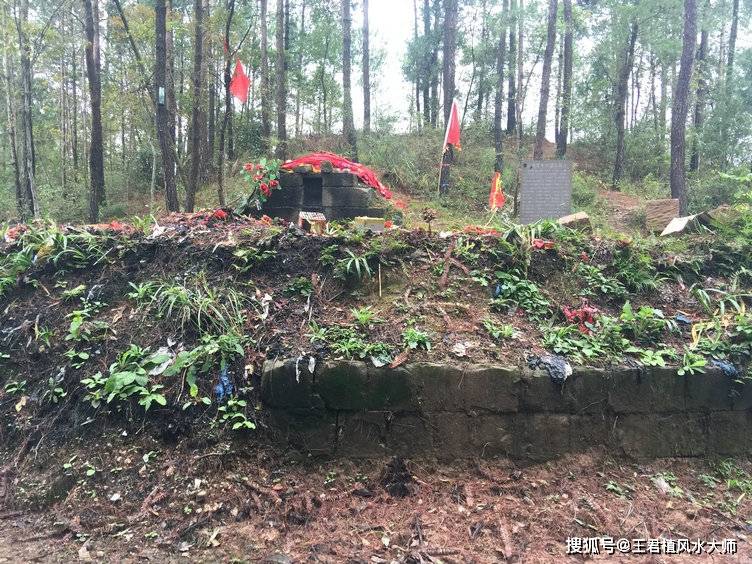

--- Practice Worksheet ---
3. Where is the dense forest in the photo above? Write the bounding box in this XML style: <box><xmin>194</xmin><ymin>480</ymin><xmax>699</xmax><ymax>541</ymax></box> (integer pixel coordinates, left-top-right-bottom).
<box><xmin>0</xmin><ymin>0</ymin><xmax>750</xmax><ymax>223</ymax></box>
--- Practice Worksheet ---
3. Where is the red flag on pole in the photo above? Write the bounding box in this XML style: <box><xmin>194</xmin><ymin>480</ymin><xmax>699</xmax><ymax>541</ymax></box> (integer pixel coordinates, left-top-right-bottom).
<box><xmin>489</xmin><ymin>171</ymin><xmax>506</xmax><ymax>210</ymax></box>
<box><xmin>443</xmin><ymin>100</ymin><xmax>461</xmax><ymax>152</ymax></box>
<box><xmin>229</xmin><ymin>59</ymin><xmax>250</xmax><ymax>104</ymax></box>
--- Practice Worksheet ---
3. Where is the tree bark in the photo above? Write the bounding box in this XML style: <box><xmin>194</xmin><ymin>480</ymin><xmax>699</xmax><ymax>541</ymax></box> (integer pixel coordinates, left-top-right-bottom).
<box><xmin>342</xmin><ymin>0</ymin><xmax>357</xmax><ymax>160</ymax></box>
<box><xmin>442</xmin><ymin>0</ymin><xmax>458</xmax><ymax>126</ymax></box>
<box><xmin>15</xmin><ymin>0</ymin><xmax>38</xmax><ymax>218</ymax></box>
<box><xmin>670</xmin><ymin>0</ymin><xmax>697</xmax><ymax>215</ymax></box>
<box><xmin>422</xmin><ymin>0</ymin><xmax>430</xmax><ymax>127</ymax></box>
<box><xmin>2</xmin><ymin>4</ymin><xmax>23</xmax><ymax>219</ymax></box>
<box><xmin>533</xmin><ymin>0</ymin><xmax>557</xmax><ymax>160</ymax></box>
<box><xmin>83</xmin><ymin>0</ymin><xmax>105</xmax><ymax>222</ymax></box>
<box><xmin>493</xmin><ymin>0</ymin><xmax>507</xmax><ymax>173</ymax></box>
<box><xmin>430</xmin><ymin>0</ymin><xmax>440</xmax><ymax>127</ymax></box>
<box><xmin>557</xmin><ymin>0</ymin><xmax>573</xmax><ymax>158</ymax></box>
<box><xmin>689</xmin><ymin>25</ymin><xmax>707</xmax><ymax>173</ymax></box>
<box><xmin>186</xmin><ymin>0</ymin><xmax>205</xmax><ymax>212</ymax></box>
<box><xmin>363</xmin><ymin>0</ymin><xmax>371</xmax><ymax>134</ymax></box>
<box><xmin>275</xmin><ymin>0</ymin><xmax>288</xmax><ymax>159</ymax></box>
<box><xmin>156</xmin><ymin>0</ymin><xmax>179</xmax><ymax>212</ymax></box>
<box><xmin>260</xmin><ymin>0</ymin><xmax>271</xmax><ymax>144</ymax></box>
<box><xmin>506</xmin><ymin>0</ymin><xmax>517</xmax><ymax>134</ymax></box>
<box><xmin>726</xmin><ymin>0</ymin><xmax>738</xmax><ymax>83</ymax></box>
<box><xmin>516</xmin><ymin>0</ymin><xmax>523</xmax><ymax>139</ymax></box>
<box><xmin>611</xmin><ymin>21</ymin><xmax>638</xmax><ymax>187</ymax></box>
<box><xmin>217</xmin><ymin>0</ymin><xmax>236</xmax><ymax>208</ymax></box>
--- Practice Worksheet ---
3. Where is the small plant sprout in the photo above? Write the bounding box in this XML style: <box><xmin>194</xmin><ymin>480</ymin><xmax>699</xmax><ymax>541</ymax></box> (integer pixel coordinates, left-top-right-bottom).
<box><xmin>351</xmin><ymin>306</ymin><xmax>379</xmax><ymax>326</ymax></box>
<box><xmin>402</xmin><ymin>328</ymin><xmax>431</xmax><ymax>351</ymax></box>
<box><xmin>483</xmin><ymin>319</ymin><xmax>519</xmax><ymax>341</ymax></box>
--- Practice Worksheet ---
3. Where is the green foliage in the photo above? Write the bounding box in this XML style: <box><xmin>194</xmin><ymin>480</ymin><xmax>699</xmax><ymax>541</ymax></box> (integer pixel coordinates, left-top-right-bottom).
<box><xmin>335</xmin><ymin>250</ymin><xmax>373</xmax><ymax>280</ymax></box>
<box><xmin>232</xmin><ymin>247</ymin><xmax>277</xmax><ymax>272</ymax></box>
<box><xmin>625</xmin><ymin>346</ymin><xmax>678</xmax><ymax>367</ymax></box>
<box><xmin>619</xmin><ymin>301</ymin><xmax>676</xmax><ymax>342</ymax></box>
<box><xmin>217</xmin><ymin>397</ymin><xmax>256</xmax><ymax>431</ymax></box>
<box><xmin>575</xmin><ymin>263</ymin><xmax>627</xmax><ymax>298</ymax></box>
<box><xmin>351</xmin><ymin>306</ymin><xmax>379</xmax><ymax>326</ymax></box>
<box><xmin>308</xmin><ymin>322</ymin><xmax>392</xmax><ymax>361</ymax></box>
<box><xmin>128</xmin><ymin>275</ymin><xmax>248</xmax><ymax>335</ymax></box>
<box><xmin>678</xmin><ymin>349</ymin><xmax>707</xmax><ymax>376</ymax></box>
<box><xmin>543</xmin><ymin>317</ymin><xmax>630</xmax><ymax>363</ymax></box>
<box><xmin>284</xmin><ymin>276</ymin><xmax>313</xmax><ymax>297</ymax></box>
<box><xmin>319</xmin><ymin>244</ymin><xmax>339</xmax><ymax>266</ymax></box>
<box><xmin>402</xmin><ymin>328</ymin><xmax>431</xmax><ymax>351</ymax></box>
<box><xmin>81</xmin><ymin>345</ymin><xmax>169</xmax><ymax>411</ymax></box>
<box><xmin>65</xmin><ymin>300</ymin><xmax>108</xmax><ymax>343</ymax></box>
<box><xmin>490</xmin><ymin>270</ymin><xmax>551</xmax><ymax>319</ymax></box>
<box><xmin>483</xmin><ymin>319</ymin><xmax>519</xmax><ymax>341</ymax></box>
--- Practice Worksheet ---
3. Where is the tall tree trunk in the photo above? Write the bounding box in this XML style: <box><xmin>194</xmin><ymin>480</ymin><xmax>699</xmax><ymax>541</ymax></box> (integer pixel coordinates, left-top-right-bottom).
<box><xmin>83</xmin><ymin>0</ymin><xmax>104</xmax><ymax>222</ymax></box>
<box><xmin>2</xmin><ymin>5</ymin><xmax>23</xmax><ymax>218</ymax></box>
<box><xmin>430</xmin><ymin>0</ymin><xmax>440</xmax><ymax>127</ymax></box>
<box><xmin>166</xmin><ymin>0</ymin><xmax>178</xmax><ymax>168</ymax></box>
<box><xmin>689</xmin><ymin>26</ymin><xmax>707</xmax><ymax>173</ymax></box>
<box><xmin>275</xmin><ymin>0</ymin><xmax>288</xmax><ymax>159</ymax></box>
<box><xmin>475</xmin><ymin>0</ymin><xmax>488</xmax><ymax>122</ymax></box>
<box><xmin>557</xmin><ymin>0</ymin><xmax>573</xmax><ymax>158</ymax></box>
<box><xmin>186</xmin><ymin>0</ymin><xmax>205</xmax><ymax>212</ymax></box>
<box><xmin>217</xmin><ymin>0</ymin><xmax>236</xmax><ymax>208</ymax></box>
<box><xmin>442</xmin><ymin>0</ymin><xmax>458</xmax><ymax>126</ymax></box>
<box><xmin>493</xmin><ymin>0</ymin><xmax>507</xmax><ymax>173</ymax></box>
<box><xmin>15</xmin><ymin>0</ymin><xmax>38</xmax><ymax>218</ymax></box>
<box><xmin>422</xmin><ymin>0</ymin><xmax>430</xmax><ymax>127</ymax></box>
<box><xmin>554</xmin><ymin>39</ymin><xmax>562</xmax><ymax>144</ymax></box>
<box><xmin>363</xmin><ymin>0</ymin><xmax>371</xmax><ymax>134</ymax></box>
<box><xmin>156</xmin><ymin>0</ymin><xmax>179</xmax><ymax>211</ymax></box>
<box><xmin>515</xmin><ymin>0</ymin><xmax>524</xmax><ymax>140</ymax></box>
<box><xmin>295</xmin><ymin>0</ymin><xmax>306</xmax><ymax>137</ymax></box>
<box><xmin>72</xmin><ymin>50</ymin><xmax>79</xmax><ymax>181</ymax></box>
<box><xmin>260</xmin><ymin>0</ymin><xmax>271</xmax><ymax>144</ymax></box>
<box><xmin>533</xmin><ymin>0</ymin><xmax>557</xmax><ymax>160</ymax></box>
<box><xmin>506</xmin><ymin>0</ymin><xmax>517</xmax><ymax>134</ymax></box>
<box><xmin>611</xmin><ymin>21</ymin><xmax>638</xmax><ymax>187</ymax></box>
<box><xmin>342</xmin><ymin>0</ymin><xmax>357</xmax><ymax>160</ymax></box>
<box><xmin>413</xmin><ymin>0</ymin><xmax>421</xmax><ymax>129</ymax></box>
<box><xmin>726</xmin><ymin>0</ymin><xmax>738</xmax><ymax>83</ymax></box>
<box><xmin>670</xmin><ymin>0</ymin><xmax>697</xmax><ymax>215</ymax></box>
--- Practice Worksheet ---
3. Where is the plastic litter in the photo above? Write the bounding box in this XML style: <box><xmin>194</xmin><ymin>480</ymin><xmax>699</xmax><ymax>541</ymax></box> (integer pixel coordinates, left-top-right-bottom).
<box><xmin>711</xmin><ymin>359</ymin><xmax>739</xmax><ymax>378</ymax></box>
<box><xmin>675</xmin><ymin>313</ymin><xmax>693</xmax><ymax>325</ymax></box>
<box><xmin>528</xmin><ymin>354</ymin><xmax>573</xmax><ymax>385</ymax></box>
<box><xmin>214</xmin><ymin>365</ymin><xmax>234</xmax><ymax>402</ymax></box>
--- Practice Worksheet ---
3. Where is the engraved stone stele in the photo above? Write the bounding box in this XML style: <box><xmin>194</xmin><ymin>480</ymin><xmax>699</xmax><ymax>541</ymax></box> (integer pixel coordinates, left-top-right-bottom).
<box><xmin>519</xmin><ymin>160</ymin><xmax>573</xmax><ymax>224</ymax></box>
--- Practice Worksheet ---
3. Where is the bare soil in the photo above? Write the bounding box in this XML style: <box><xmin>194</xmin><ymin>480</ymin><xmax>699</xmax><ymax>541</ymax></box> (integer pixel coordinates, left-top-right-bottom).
<box><xmin>0</xmin><ymin>439</ymin><xmax>750</xmax><ymax>562</ymax></box>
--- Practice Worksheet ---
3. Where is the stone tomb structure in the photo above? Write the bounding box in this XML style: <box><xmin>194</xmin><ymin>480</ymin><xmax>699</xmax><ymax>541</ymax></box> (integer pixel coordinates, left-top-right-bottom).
<box><xmin>519</xmin><ymin>159</ymin><xmax>573</xmax><ymax>224</ymax></box>
<box><xmin>261</xmin><ymin>167</ymin><xmax>386</xmax><ymax>223</ymax></box>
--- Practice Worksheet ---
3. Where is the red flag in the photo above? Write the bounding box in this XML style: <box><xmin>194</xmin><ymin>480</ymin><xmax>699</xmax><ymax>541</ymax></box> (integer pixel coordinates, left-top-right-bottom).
<box><xmin>443</xmin><ymin>100</ymin><xmax>461</xmax><ymax>152</ymax></box>
<box><xmin>489</xmin><ymin>171</ymin><xmax>506</xmax><ymax>210</ymax></box>
<box><xmin>229</xmin><ymin>59</ymin><xmax>250</xmax><ymax>104</ymax></box>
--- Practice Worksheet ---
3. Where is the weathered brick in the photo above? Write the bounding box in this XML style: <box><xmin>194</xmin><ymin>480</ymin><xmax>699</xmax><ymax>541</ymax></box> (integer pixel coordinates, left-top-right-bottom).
<box><xmin>615</xmin><ymin>413</ymin><xmax>707</xmax><ymax>458</ymax></box>
<box><xmin>683</xmin><ymin>367</ymin><xmax>734</xmax><ymax>411</ymax></box>
<box><xmin>407</xmin><ymin>363</ymin><xmax>465</xmax><ymax>412</ymax></box>
<box><xmin>569</xmin><ymin>415</ymin><xmax>613</xmax><ymax>452</ymax></box>
<box><xmin>608</xmin><ymin>367</ymin><xmax>685</xmax><ymax>414</ymax></box>
<box><xmin>521</xmin><ymin>367</ymin><xmax>609</xmax><ymax>414</ymax></box>
<box><xmin>316</xmin><ymin>361</ymin><xmax>416</xmax><ymax>411</ymax></box>
<box><xmin>428</xmin><ymin>412</ymin><xmax>475</xmax><ymax>458</ymax></box>
<box><xmin>266</xmin><ymin>408</ymin><xmax>336</xmax><ymax>456</ymax></box>
<box><xmin>462</xmin><ymin>365</ymin><xmax>520</xmax><ymax>413</ymax></box>
<box><xmin>387</xmin><ymin>414</ymin><xmax>434</xmax><ymax>456</ymax></box>
<box><xmin>261</xmin><ymin>359</ymin><xmax>324</xmax><ymax>409</ymax></box>
<box><xmin>708</xmin><ymin>411</ymin><xmax>752</xmax><ymax>455</ymax></box>
<box><xmin>513</xmin><ymin>414</ymin><xmax>571</xmax><ymax>460</ymax></box>
<box><xmin>336</xmin><ymin>412</ymin><xmax>388</xmax><ymax>458</ymax></box>
<box><xmin>472</xmin><ymin>415</ymin><xmax>515</xmax><ymax>457</ymax></box>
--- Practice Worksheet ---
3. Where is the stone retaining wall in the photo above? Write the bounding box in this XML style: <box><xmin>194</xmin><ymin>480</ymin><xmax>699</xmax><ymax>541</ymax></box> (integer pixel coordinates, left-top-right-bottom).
<box><xmin>261</xmin><ymin>360</ymin><xmax>752</xmax><ymax>460</ymax></box>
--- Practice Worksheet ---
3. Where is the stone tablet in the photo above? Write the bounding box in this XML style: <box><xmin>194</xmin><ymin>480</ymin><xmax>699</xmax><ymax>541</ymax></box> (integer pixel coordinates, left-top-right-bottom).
<box><xmin>519</xmin><ymin>160</ymin><xmax>572</xmax><ymax>224</ymax></box>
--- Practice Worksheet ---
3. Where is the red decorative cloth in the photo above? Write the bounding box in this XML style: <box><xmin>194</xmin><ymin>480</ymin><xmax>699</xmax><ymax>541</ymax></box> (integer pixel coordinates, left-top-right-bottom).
<box><xmin>281</xmin><ymin>152</ymin><xmax>392</xmax><ymax>199</ymax></box>
<box><xmin>229</xmin><ymin>59</ymin><xmax>250</xmax><ymax>104</ymax></box>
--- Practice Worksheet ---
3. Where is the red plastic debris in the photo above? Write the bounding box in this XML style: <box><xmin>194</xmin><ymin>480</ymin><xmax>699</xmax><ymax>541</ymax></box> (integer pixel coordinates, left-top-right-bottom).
<box><xmin>212</xmin><ymin>209</ymin><xmax>229</xmax><ymax>221</ymax></box>
<box><xmin>394</xmin><ymin>199</ymin><xmax>407</xmax><ymax>210</ymax></box>
<box><xmin>384</xmin><ymin>220</ymin><xmax>394</xmax><ymax>229</ymax></box>
<box><xmin>281</xmin><ymin>152</ymin><xmax>392</xmax><ymax>199</ymax></box>
<box><xmin>532</xmin><ymin>239</ymin><xmax>556</xmax><ymax>250</ymax></box>
<box><xmin>462</xmin><ymin>225</ymin><xmax>501</xmax><ymax>237</ymax></box>
<box><xmin>562</xmin><ymin>300</ymin><xmax>599</xmax><ymax>334</ymax></box>
<box><xmin>580</xmin><ymin>251</ymin><xmax>590</xmax><ymax>262</ymax></box>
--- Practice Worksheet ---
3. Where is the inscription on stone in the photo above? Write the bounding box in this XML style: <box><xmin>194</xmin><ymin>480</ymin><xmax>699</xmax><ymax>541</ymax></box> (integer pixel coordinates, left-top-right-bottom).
<box><xmin>519</xmin><ymin>160</ymin><xmax>572</xmax><ymax>224</ymax></box>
